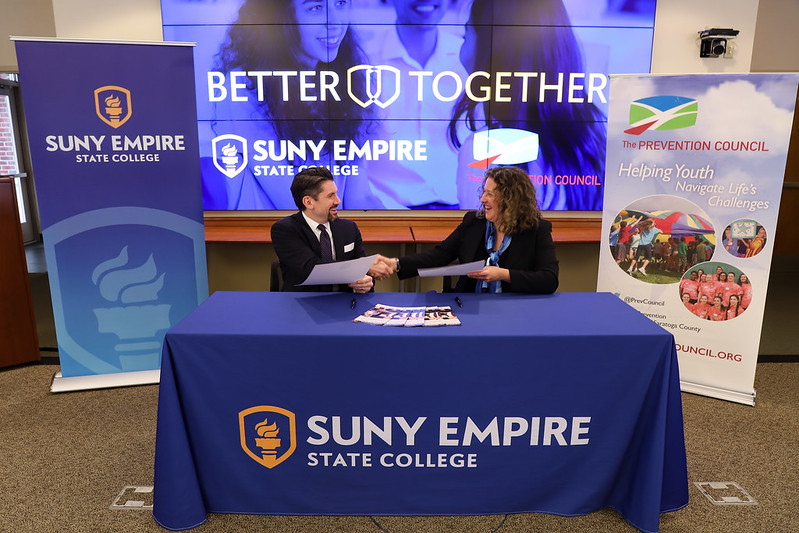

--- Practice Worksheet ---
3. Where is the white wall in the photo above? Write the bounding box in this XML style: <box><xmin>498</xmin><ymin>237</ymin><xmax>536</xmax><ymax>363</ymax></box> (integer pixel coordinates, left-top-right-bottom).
<box><xmin>651</xmin><ymin>0</ymin><xmax>760</xmax><ymax>73</ymax></box>
<box><xmin>750</xmin><ymin>0</ymin><xmax>799</xmax><ymax>72</ymax></box>
<box><xmin>0</xmin><ymin>0</ymin><xmax>56</xmax><ymax>72</ymax></box>
<box><xmin>51</xmin><ymin>0</ymin><xmax>163</xmax><ymax>41</ymax></box>
<box><xmin>1</xmin><ymin>0</ymin><xmax>163</xmax><ymax>71</ymax></box>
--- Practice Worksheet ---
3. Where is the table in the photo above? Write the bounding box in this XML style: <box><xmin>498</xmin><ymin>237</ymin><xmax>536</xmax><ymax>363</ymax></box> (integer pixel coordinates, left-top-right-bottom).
<box><xmin>153</xmin><ymin>292</ymin><xmax>688</xmax><ymax>532</ymax></box>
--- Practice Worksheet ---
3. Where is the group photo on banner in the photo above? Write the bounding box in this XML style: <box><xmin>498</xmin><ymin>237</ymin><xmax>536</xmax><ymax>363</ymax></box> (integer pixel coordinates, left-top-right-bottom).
<box><xmin>598</xmin><ymin>72</ymin><xmax>799</xmax><ymax>405</ymax></box>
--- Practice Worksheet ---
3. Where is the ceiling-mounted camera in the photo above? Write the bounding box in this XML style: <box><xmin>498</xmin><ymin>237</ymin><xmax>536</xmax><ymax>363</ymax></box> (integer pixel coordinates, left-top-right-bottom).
<box><xmin>699</xmin><ymin>28</ymin><xmax>739</xmax><ymax>58</ymax></box>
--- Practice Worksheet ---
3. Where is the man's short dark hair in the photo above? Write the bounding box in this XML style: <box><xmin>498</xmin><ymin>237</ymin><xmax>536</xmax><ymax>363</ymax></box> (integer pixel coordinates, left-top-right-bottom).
<box><xmin>290</xmin><ymin>167</ymin><xmax>334</xmax><ymax>210</ymax></box>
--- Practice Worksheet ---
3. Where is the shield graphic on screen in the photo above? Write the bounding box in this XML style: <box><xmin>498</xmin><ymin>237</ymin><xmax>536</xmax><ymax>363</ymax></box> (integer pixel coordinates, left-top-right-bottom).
<box><xmin>347</xmin><ymin>65</ymin><xmax>401</xmax><ymax>109</ymax></box>
<box><xmin>212</xmin><ymin>134</ymin><xmax>248</xmax><ymax>178</ymax></box>
<box><xmin>239</xmin><ymin>406</ymin><xmax>297</xmax><ymax>469</ymax></box>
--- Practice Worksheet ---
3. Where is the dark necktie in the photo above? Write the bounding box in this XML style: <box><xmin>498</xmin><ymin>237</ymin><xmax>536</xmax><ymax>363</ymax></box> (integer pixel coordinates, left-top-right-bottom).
<box><xmin>318</xmin><ymin>224</ymin><xmax>333</xmax><ymax>263</ymax></box>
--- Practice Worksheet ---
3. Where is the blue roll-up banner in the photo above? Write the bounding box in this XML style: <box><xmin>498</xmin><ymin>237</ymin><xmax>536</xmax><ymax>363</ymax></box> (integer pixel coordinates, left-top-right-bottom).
<box><xmin>14</xmin><ymin>38</ymin><xmax>208</xmax><ymax>388</ymax></box>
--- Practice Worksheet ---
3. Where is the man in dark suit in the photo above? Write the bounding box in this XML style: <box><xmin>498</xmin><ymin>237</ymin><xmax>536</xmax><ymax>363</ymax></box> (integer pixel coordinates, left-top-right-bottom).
<box><xmin>271</xmin><ymin>167</ymin><xmax>390</xmax><ymax>292</ymax></box>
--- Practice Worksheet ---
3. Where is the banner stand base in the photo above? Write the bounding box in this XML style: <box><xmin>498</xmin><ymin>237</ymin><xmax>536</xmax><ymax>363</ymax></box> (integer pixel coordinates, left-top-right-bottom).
<box><xmin>50</xmin><ymin>369</ymin><xmax>160</xmax><ymax>393</ymax></box>
<box><xmin>680</xmin><ymin>381</ymin><xmax>756</xmax><ymax>406</ymax></box>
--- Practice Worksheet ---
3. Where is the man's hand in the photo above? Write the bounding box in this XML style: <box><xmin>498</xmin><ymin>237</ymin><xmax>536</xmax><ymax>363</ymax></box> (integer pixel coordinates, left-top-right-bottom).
<box><xmin>380</xmin><ymin>254</ymin><xmax>399</xmax><ymax>271</ymax></box>
<box><xmin>368</xmin><ymin>256</ymin><xmax>395</xmax><ymax>281</ymax></box>
<box><xmin>348</xmin><ymin>275</ymin><xmax>374</xmax><ymax>293</ymax></box>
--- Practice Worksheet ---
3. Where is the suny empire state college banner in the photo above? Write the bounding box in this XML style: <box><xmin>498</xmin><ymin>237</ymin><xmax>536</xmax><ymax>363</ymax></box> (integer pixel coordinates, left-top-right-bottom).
<box><xmin>15</xmin><ymin>39</ymin><xmax>208</xmax><ymax>382</ymax></box>
<box><xmin>597</xmin><ymin>73</ymin><xmax>799</xmax><ymax>405</ymax></box>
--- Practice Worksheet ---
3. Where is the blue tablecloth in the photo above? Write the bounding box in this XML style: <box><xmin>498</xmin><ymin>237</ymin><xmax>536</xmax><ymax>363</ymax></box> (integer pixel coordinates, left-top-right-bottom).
<box><xmin>153</xmin><ymin>291</ymin><xmax>688</xmax><ymax>532</ymax></box>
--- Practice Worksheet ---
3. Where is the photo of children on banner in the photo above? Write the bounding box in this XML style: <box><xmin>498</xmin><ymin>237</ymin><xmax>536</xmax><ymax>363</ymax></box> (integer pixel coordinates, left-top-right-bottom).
<box><xmin>609</xmin><ymin>200</ymin><xmax>714</xmax><ymax>284</ymax></box>
<box><xmin>722</xmin><ymin>219</ymin><xmax>768</xmax><ymax>258</ymax></box>
<box><xmin>679</xmin><ymin>262</ymin><xmax>751</xmax><ymax>321</ymax></box>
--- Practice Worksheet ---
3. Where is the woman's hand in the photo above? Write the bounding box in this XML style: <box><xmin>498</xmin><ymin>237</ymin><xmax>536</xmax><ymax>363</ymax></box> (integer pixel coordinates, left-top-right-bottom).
<box><xmin>467</xmin><ymin>266</ymin><xmax>510</xmax><ymax>283</ymax></box>
<box><xmin>368</xmin><ymin>256</ymin><xmax>395</xmax><ymax>280</ymax></box>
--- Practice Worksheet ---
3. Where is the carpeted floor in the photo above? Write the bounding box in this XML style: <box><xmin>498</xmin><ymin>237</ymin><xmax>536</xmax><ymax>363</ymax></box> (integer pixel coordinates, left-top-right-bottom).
<box><xmin>1</xmin><ymin>361</ymin><xmax>796</xmax><ymax>532</ymax></box>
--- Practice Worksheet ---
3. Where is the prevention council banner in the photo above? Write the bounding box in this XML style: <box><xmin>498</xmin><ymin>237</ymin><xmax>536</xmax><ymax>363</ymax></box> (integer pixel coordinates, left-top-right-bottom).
<box><xmin>597</xmin><ymin>73</ymin><xmax>799</xmax><ymax>405</ymax></box>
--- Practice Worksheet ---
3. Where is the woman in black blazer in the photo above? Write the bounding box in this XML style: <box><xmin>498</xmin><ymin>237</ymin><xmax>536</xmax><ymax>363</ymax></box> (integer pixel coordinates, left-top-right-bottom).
<box><xmin>386</xmin><ymin>166</ymin><xmax>559</xmax><ymax>294</ymax></box>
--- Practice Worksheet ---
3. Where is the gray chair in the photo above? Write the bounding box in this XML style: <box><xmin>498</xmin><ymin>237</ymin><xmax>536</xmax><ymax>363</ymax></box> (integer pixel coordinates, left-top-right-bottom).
<box><xmin>442</xmin><ymin>276</ymin><xmax>455</xmax><ymax>293</ymax></box>
<box><xmin>270</xmin><ymin>260</ymin><xmax>282</xmax><ymax>292</ymax></box>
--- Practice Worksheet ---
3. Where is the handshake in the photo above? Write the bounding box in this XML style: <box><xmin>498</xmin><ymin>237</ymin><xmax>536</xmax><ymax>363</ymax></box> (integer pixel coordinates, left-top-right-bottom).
<box><xmin>362</xmin><ymin>255</ymin><xmax>505</xmax><ymax>286</ymax></box>
<box><xmin>367</xmin><ymin>255</ymin><xmax>399</xmax><ymax>281</ymax></box>
<box><xmin>348</xmin><ymin>255</ymin><xmax>397</xmax><ymax>293</ymax></box>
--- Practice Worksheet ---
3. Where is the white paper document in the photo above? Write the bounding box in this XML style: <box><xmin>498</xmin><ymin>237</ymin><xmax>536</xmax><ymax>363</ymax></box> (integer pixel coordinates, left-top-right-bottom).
<box><xmin>417</xmin><ymin>260</ymin><xmax>486</xmax><ymax>278</ymax></box>
<box><xmin>299</xmin><ymin>254</ymin><xmax>377</xmax><ymax>286</ymax></box>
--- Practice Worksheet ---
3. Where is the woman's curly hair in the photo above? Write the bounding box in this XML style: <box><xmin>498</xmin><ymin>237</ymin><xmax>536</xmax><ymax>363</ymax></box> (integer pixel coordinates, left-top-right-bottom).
<box><xmin>479</xmin><ymin>166</ymin><xmax>541</xmax><ymax>235</ymax></box>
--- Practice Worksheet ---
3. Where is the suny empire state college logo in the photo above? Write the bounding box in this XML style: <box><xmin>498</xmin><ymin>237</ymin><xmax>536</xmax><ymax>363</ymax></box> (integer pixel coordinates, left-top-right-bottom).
<box><xmin>94</xmin><ymin>85</ymin><xmax>132</xmax><ymax>128</ymax></box>
<box><xmin>239</xmin><ymin>406</ymin><xmax>297</xmax><ymax>469</ymax></box>
<box><xmin>212</xmin><ymin>134</ymin><xmax>248</xmax><ymax>178</ymax></box>
<box><xmin>624</xmin><ymin>96</ymin><xmax>698</xmax><ymax>135</ymax></box>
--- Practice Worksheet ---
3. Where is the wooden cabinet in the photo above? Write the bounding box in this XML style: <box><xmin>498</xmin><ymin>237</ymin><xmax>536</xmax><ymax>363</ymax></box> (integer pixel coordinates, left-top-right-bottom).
<box><xmin>0</xmin><ymin>177</ymin><xmax>40</xmax><ymax>367</ymax></box>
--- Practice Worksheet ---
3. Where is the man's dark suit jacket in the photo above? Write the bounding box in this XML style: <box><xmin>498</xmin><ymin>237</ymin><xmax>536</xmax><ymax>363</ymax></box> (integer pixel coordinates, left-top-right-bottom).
<box><xmin>271</xmin><ymin>211</ymin><xmax>366</xmax><ymax>292</ymax></box>
<box><xmin>398</xmin><ymin>211</ymin><xmax>559</xmax><ymax>293</ymax></box>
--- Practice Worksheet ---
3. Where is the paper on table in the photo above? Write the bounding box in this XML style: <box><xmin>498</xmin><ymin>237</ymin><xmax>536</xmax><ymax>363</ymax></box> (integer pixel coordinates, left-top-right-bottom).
<box><xmin>299</xmin><ymin>254</ymin><xmax>378</xmax><ymax>285</ymax></box>
<box><xmin>417</xmin><ymin>259</ymin><xmax>486</xmax><ymax>278</ymax></box>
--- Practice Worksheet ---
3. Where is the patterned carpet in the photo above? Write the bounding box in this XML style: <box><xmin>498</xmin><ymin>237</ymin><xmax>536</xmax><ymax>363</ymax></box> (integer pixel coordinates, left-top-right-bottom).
<box><xmin>1</xmin><ymin>361</ymin><xmax>797</xmax><ymax>532</ymax></box>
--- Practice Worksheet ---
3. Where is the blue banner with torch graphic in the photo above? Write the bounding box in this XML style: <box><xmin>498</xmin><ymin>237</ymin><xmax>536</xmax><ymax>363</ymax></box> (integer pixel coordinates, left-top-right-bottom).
<box><xmin>15</xmin><ymin>39</ymin><xmax>208</xmax><ymax>378</ymax></box>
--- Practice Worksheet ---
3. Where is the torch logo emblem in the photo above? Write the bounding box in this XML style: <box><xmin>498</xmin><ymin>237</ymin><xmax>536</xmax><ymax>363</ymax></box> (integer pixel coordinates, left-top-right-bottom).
<box><xmin>239</xmin><ymin>406</ymin><xmax>296</xmax><ymax>469</ymax></box>
<box><xmin>212</xmin><ymin>134</ymin><xmax>248</xmax><ymax>178</ymax></box>
<box><xmin>94</xmin><ymin>85</ymin><xmax>132</xmax><ymax>128</ymax></box>
<box><xmin>91</xmin><ymin>246</ymin><xmax>171</xmax><ymax>368</ymax></box>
